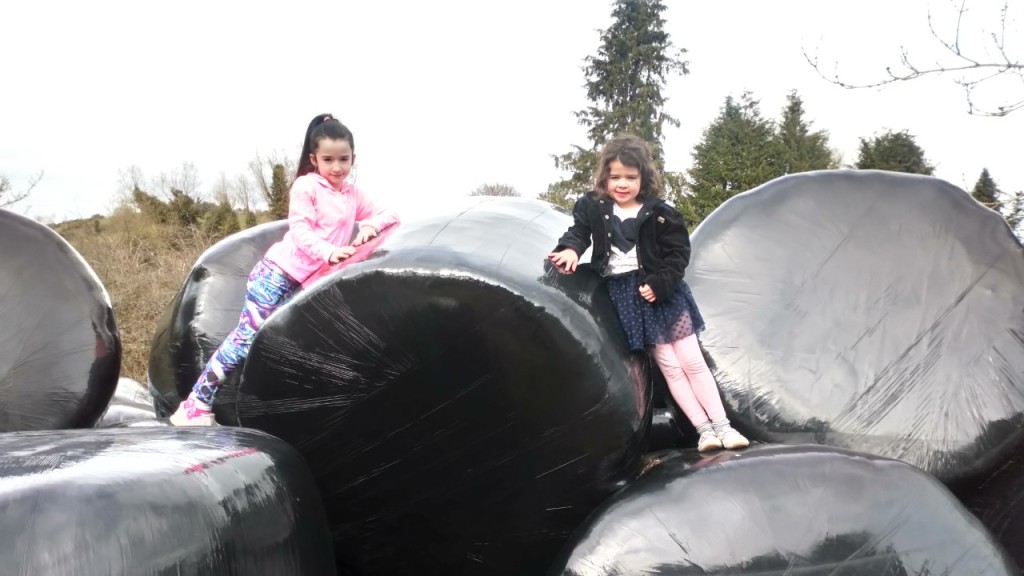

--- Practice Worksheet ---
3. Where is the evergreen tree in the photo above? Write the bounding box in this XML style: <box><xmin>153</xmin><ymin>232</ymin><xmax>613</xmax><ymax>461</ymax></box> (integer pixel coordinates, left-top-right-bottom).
<box><xmin>776</xmin><ymin>90</ymin><xmax>838</xmax><ymax>174</ymax></box>
<box><xmin>686</xmin><ymin>92</ymin><xmax>782</xmax><ymax>223</ymax></box>
<box><xmin>855</xmin><ymin>130</ymin><xmax>934</xmax><ymax>175</ymax></box>
<box><xmin>167</xmin><ymin>189</ymin><xmax>200</xmax><ymax>228</ymax></box>
<box><xmin>203</xmin><ymin>200</ymin><xmax>240</xmax><ymax>239</ymax></box>
<box><xmin>131</xmin><ymin>188</ymin><xmax>171</xmax><ymax>224</ymax></box>
<box><xmin>269</xmin><ymin>163</ymin><xmax>290</xmax><ymax>220</ymax></box>
<box><xmin>541</xmin><ymin>0</ymin><xmax>688</xmax><ymax>209</ymax></box>
<box><xmin>1003</xmin><ymin>190</ymin><xmax>1024</xmax><ymax>235</ymax></box>
<box><xmin>971</xmin><ymin>168</ymin><xmax>1001</xmax><ymax>212</ymax></box>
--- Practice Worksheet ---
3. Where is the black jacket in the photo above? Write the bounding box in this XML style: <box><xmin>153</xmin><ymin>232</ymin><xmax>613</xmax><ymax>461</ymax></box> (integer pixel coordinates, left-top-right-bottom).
<box><xmin>553</xmin><ymin>191</ymin><xmax>691</xmax><ymax>300</ymax></box>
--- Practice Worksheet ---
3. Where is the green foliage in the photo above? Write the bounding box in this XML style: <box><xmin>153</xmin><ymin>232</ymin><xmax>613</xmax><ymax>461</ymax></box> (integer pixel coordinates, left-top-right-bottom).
<box><xmin>540</xmin><ymin>148</ymin><xmax>596</xmax><ymax>209</ymax></box>
<box><xmin>167</xmin><ymin>189</ymin><xmax>201</xmax><ymax>227</ymax></box>
<box><xmin>543</xmin><ymin>0</ymin><xmax>688</xmax><ymax>209</ymax></box>
<box><xmin>855</xmin><ymin>130</ymin><xmax>934</xmax><ymax>175</ymax></box>
<box><xmin>203</xmin><ymin>200</ymin><xmax>241</xmax><ymax>239</ymax></box>
<box><xmin>269</xmin><ymin>164</ymin><xmax>290</xmax><ymax>220</ymax></box>
<box><xmin>970</xmin><ymin>168</ymin><xmax>1024</xmax><ymax>237</ymax></box>
<box><xmin>1004</xmin><ymin>190</ymin><xmax>1024</xmax><ymax>234</ymax></box>
<box><xmin>131</xmin><ymin>188</ymin><xmax>171</xmax><ymax>224</ymax></box>
<box><xmin>776</xmin><ymin>90</ymin><xmax>839</xmax><ymax>173</ymax></box>
<box><xmin>971</xmin><ymin>168</ymin><xmax>1001</xmax><ymax>211</ymax></box>
<box><xmin>686</xmin><ymin>92</ymin><xmax>783</xmax><ymax>223</ymax></box>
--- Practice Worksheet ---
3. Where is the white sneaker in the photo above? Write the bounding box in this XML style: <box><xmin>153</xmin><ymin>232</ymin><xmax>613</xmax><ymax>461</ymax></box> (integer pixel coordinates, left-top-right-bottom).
<box><xmin>716</xmin><ymin>424</ymin><xmax>750</xmax><ymax>450</ymax></box>
<box><xmin>697</xmin><ymin>430</ymin><xmax>724</xmax><ymax>453</ymax></box>
<box><xmin>169</xmin><ymin>394</ymin><xmax>218</xmax><ymax>427</ymax></box>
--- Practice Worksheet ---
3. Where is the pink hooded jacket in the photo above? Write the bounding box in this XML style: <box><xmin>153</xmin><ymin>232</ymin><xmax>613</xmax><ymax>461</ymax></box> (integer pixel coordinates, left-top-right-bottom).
<box><xmin>264</xmin><ymin>173</ymin><xmax>399</xmax><ymax>288</ymax></box>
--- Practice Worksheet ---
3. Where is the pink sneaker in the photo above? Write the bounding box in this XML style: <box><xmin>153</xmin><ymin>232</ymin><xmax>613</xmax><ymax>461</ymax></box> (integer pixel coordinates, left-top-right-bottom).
<box><xmin>169</xmin><ymin>393</ymin><xmax>218</xmax><ymax>427</ymax></box>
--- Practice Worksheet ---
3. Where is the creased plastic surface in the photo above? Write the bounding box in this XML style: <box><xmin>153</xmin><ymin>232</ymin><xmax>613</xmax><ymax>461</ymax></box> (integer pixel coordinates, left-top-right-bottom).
<box><xmin>148</xmin><ymin>219</ymin><xmax>398</xmax><ymax>417</ymax></box>
<box><xmin>147</xmin><ymin>220</ymin><xmax>288</xmax><ymax>415</ymax></box>
<box><xmin>687</xmin><ymin>170</ymin><xmax>1024</xmax><ymax>486</ymax></box>
<box><xmin>95</xmin><ymin>377</ymin><xmax>157</xmax><ymax>427</ymax></box>
<box><xmin>0</xmin><ymin>427</ymin><xmax>336</xmax><ymax>575</ymax></box>
<box><xmin>550</xmin><ymin>444</ymin><xmax>1019</xmax><ymax>575</ymax></box>
<box><xmin>957</xmin><ymin>446</ymin><xmax>1024</xmax><ymax>571</ymax></box>
<box><xmin>227</xmin><ymin>197</ymin><xmax>651</xmax><ymax>575</ymax></box>
<box><xmin>0</xmin><ymin>208</ymin><xmax>121</xmax><ymax>431</ymax></box>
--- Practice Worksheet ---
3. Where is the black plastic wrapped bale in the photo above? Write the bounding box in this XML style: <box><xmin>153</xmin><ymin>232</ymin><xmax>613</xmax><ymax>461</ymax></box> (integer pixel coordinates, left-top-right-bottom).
<box><xmin>95</xmin><ymin>377</ymin><xmax>157</xmax><ymax>427</ymax></box>
<box><xmin>549</xmin><ymin>444</ymin><xmax>1019</xmax><ymax>575</ymax></box>
<box><xmin>0</xmin><ymin>208</ymin><xmax>120</xmax><ymax>431</ymax></box>
<box><xmin>227</xmin><ymin>197</ymin><xmax>652</xmax><ymax>575</ymax></box>
<box><xmin>147</xmin><ymin>220</ymin><xmax>288</xmax><ymax>416</ymax></box>
<box><xmin>0</xmin><ymin>427</ymin><xmax>336</xmax><ymax>575</ymax></box>
<box><xmin>957</xmin><ymin>447</ymin><xmax>1024</xmax><ymax>570</ymax></box>
<box><xmin>686</xmin><ymin>170</ymin><xmax>1024</xmax><ymax>487</ymax></box>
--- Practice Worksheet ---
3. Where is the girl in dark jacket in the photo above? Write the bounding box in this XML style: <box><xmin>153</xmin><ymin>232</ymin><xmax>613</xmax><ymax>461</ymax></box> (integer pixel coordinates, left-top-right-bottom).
<box><xmin>548</xmin><ymin>134</ymin><xmax>748</xmax><ymax>452</ymax></box>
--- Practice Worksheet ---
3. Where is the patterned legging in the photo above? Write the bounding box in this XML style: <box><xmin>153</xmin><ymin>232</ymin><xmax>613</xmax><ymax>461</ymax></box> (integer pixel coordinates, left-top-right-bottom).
<box><xmin>192</xmin><ymin>258</ymin><xmax>301</xmax><ymax>404</ymax></box>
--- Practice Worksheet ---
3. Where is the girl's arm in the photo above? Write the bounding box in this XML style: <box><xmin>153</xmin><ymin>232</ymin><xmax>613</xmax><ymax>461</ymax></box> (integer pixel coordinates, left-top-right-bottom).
<box><xmin>553</xmin><ymin>195</ymin><xmax>594</xmax><ymax>256</ymax></box>
<box><xmin>644</xmin><ymin>207</ymin><xmax>691</xmax><ymax>300</ymax></box>
<box><xmin>353</xmin><ymin>187</ymin><xmax>400</xmax><ymax>234</ymax></box>
<box><xmin>287</xmin><ymin>178</ymin><xmax>336</xmax><ymax>263</ymax></box>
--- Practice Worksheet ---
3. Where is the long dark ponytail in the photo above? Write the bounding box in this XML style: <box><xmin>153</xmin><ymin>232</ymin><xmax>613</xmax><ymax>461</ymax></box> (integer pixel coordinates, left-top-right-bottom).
<box><xmin>295</xmin><ymin>113</ymin><xmax>355</xmax><ymax>179</ymax></box>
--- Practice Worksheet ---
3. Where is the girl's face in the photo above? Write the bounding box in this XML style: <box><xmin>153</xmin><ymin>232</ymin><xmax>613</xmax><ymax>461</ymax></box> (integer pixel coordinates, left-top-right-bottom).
<box><xmin>311</xmin><ymin>138</ymin><xmax>355</xmax><ymax>189</ymax></box>
<box><xmin>606</xmin><ymin>159</ymin><xmax>642</xmax><ymax>208</ymax></box>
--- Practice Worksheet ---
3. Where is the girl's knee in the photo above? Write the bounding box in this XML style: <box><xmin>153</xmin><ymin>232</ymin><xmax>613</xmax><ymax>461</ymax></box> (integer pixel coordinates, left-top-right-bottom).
<box><xmin>674</xmin><ymin>335</ymin><xmax>709</xmax><ymax>374</ymax></box>
<box><xmin>651</xmin><ymin>345</ymin><xmax>684</xmax><ymax>380</ymax></box>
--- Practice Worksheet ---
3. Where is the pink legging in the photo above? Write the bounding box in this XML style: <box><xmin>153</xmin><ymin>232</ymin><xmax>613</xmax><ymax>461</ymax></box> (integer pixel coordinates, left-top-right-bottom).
<box><xmin>651</xmin><ymin>334</ymin><xmax>726</xmax><ymax>428</ymax></box>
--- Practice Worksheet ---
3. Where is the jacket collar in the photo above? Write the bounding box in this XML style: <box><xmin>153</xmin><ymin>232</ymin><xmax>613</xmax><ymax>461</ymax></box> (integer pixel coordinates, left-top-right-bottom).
<box><xmin>597</xmin><ymin>194</ymin><xmax>662</xmax><ymax>223</ymax></box>
<box><xmin>311</xmin><ymin>173</ymin><xmax>351</xmax><ymax>193</ymax></box>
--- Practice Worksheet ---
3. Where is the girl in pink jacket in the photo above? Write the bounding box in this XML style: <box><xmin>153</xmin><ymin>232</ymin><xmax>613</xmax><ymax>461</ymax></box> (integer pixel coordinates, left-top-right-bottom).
<box><xmin>171</xmin><ymin>113</ymin><xmax>399</xmax><ymax>426</ymax></box>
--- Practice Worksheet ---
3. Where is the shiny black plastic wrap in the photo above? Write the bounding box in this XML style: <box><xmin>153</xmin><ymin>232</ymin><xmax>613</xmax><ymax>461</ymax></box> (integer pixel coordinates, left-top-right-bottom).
<box><xmin>226</xmin><ymin>197</ymin><xmax>651</xmax><ymax>575</ymax></box>
<box><xmin>686</xmin><ymin>170</ymin><xmax>1024</xmax><ymax>486</ymax></box>
<box><xmin>0</xmin><ymin>208</ymin><xmax>121</xmax><ymax>431</ymax></box>
<box><xmin>0</xmin><ymin>427</ymin><xmax>336</xmax><ymax>575</ymax></box>
<box><xmin>95</xmin><ymin>377</ymin><xmax>157</xmax><ymax>427</ymax></box>
<box><xmin>957</xmin><ymin>447</ymin><xmax>1024</xmax><ymax>570</ymax></box>
<box><xmin>550</xmin><ymin>444</ymin><xmax>1019</xmax><ymax>575</ymax></box>
<box><xmin>147</xmin><ymin>220</ymin><xmax>288</xmax><ymax>415</ymax></box>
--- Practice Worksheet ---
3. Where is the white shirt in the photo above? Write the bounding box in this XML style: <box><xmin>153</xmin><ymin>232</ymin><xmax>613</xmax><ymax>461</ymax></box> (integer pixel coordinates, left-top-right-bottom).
<box><xmin>605</xmin><ymin>203</ymin><xmax>641</xmax><ymax>275</ymax></box>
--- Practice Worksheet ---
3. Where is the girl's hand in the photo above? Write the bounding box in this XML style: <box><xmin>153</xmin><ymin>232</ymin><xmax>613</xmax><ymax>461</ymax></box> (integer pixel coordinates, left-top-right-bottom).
<box><xmin>328</xmin><ymin>246</ymin><xmax>357</xmax><ymax>264</ymax></box>
<box><xmin>353</xmin><ymin>225</ymin><xmax>378</xmax><ymax>246</ymax></box>
<box><xmin>639</xmin><ymin>284</ymin><xmax>656</xmax><ymax>302</ymax></box>
<box><xmin>547</xmin><ymin>249</ymin><xmax>579</xmax><ymax>273</ymax></box>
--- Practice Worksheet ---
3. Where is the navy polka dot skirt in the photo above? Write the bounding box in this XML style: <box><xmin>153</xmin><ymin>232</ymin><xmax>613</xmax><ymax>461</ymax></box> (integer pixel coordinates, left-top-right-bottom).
<box><xmin>606</xmin><ymin>271</ymin><xmax>706</xmax><ymax>352</ymax></box>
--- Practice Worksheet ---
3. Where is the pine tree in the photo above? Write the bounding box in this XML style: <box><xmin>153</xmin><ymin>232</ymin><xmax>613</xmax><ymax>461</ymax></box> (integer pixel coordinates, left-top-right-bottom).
<box><xmin>131</xmin><ymin>188</ymin><xmax>171</xmax><ymax>224</ymax></box>
<box><xmin>686</xmin><ymin>92</ymin><xmax>783</xmax><ymax>223</ymax></box>
<box><xmin>1003</xmin><ymin>190</ymin><xmax>1024</xmax><ymax>236</ymax></box>
<box><xmin>203</xmin><ymin>200</ymin><xmax>240</xmax><ymax>239</ymax></box>
<box><xmin>776</xmin><ymin>90</ymin><xmax>838</xmax><ymax>174</ymax></box>
<box><xmin>855</xmin><ymin>130</ymin><xmax>934</xmax><ymax>175</ymax></box>
<box><xmin>541</xmin><ymin>0</ymin><xmax>688</xmax><ymax>209</ymax></box>
<box><xmin>971</xmin><ymin>168</ymin><xmax>1001</xmax><ymax>212</ymax></box>
<box><xmin>167</xmin><ymin>189</ymin><xmax>200</xmax><ymax>228</ymax></box>
<box><xmin>269</xmin><ymin>164</ymin><xmax>290</xmax><ymax>220</ymax></box>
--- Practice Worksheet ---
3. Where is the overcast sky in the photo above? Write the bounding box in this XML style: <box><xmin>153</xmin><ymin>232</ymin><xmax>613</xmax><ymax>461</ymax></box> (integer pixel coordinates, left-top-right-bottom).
<box><xmin>2</xmin><ymin>0</ymin><xmax>1020</xmax><ymax>223</ymax></box>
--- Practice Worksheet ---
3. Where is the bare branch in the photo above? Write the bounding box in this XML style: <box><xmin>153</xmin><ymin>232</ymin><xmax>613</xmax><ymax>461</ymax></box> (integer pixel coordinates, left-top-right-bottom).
<box><xmin>0</xmin><ymin>171</ymin><xmax>43</xmax><ymax>208</ymax></box>
<box><xmin>232</xmin><ymin>174</ymin><xmax>258</xmax><ymax>213</ymax></box>
<box><xmin>469</xmin><ymin>183</ymin><xmax>520</xmax><ymax>197</ymax></box>
<box><xmin>248</xmin><ymin>151</ymin><xmax>296</xmax><ymax>207</ymax></box>
<box><xmin>804</xmin><ymin>0</ymin><xmax>1022</xmax><ymax>116</ymax></box>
